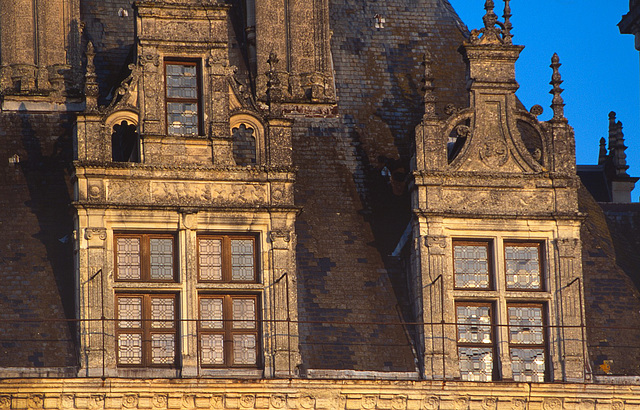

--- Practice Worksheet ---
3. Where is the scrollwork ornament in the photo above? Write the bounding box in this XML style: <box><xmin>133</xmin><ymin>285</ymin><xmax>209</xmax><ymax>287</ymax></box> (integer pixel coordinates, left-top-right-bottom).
<box><xmin>85</xmin><ymin>227</ymin><xmax>107</xmax><ymax>240</ymax></box>
<box><xmin>423</xmin><ymin>396</ymin><xmax>440</xmax><ymax>410</ymax></box>
<box><xmin>0</xmin><ymin>396</ymin><xmax>11</xmax><ymax>409</ymax></box>
<box><xmin>270</xmin><ymin>395</ymin><xmax>286</xmax><ymax>409</ymax></box>
<box><xmin>60</xmin><ymin>394</ymin><xmax>74</xmax><ymax>409</ymax></box>
<box><xmin>122</xmin><ymin>395</ymin><xmax>138</xmax><ymax>409</ymax></box>
<box><xmin>543</xmin><ymin>398</ymin><xmax>563</xmax><ymax>410</ymax></box>
<box><xmin>482</xmin><ymin>398</ymin><xmax>498</xmax><ymax>410</ymax></box>
<box><xmin>300</xmin><ymin>395</ymin><xmax>315</xmax><ymax>409</ymax></box>
<box><xmin>28</xmin><ymin>395</ymin><xmax>44</xmax><ymax>409</ymax></box>
<box><xmin>425</xmin><ymin>136</ymin><xmax>439</xmax><ymax>152</ymax></box>
<box><xmin>455</xmin><ymin>397</ymin><xmax>469</xmax><ymax>410</ymax></box>
<box><xmin>455</xmin><ymin>124</ymin><xmax>471</xmax><ymax>138</ymax></box>
<box><xmin>240</xmin><ymin>395</ymin><xmax>255</xmax><ymax>408</ymax></box>
<box><xmin>181</xmin><ymin>395</ymin><xmax>196</xmax><ymax>409</ymax></box>
<box><xmin>612</xmin><ymin>401</ymin><xmax>624</xmax><ymax>410</ymax></box>
<box><xmin>479</xmin><ymin>140</ymin><xmax>509</xmax><ymax>168</ymax></box>
<box><xmin>362</xmin><ymin>396</ymin><xmax>377</xmax><ymax>410</ymax></box>
<box><xmin>392</xmin><ymin>395</ymin><xmax>407</xmax><ymax>410</ymax></box>
<box><xmin>511</xmin><ymin>399</ymin><xmax>526</xmax><ymax>410</ymax></box>
<box><xmin>210</xmin><ymin>395</ymin><xmax>224</xmax><ymax>409</ymax></box>
<box><xmin>88</xmin><ymin>395</ymin><xmax>105</xmax><ymax>410</ymax></box>
<box><xmin>152</xmin><ymin>395</ymin><xmax>167</xmax><ymax>409</ymax></box>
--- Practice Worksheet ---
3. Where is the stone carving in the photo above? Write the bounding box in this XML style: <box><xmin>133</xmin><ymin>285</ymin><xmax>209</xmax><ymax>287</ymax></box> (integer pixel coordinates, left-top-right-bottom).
<box><xmin>152</xmin><ymin>395</ymin><xmax>167</xmax><ymax>409</ymax></box>
<box><xmin>240</xmin><ymin>395</ymin><xmax>255</xmax><ymax>408</ymax></box>
<box><xmin>181</xmin><ymin>395</ymin><xmax>196</xmax><ymax>409</ymax></box>
<box><xmin>0</xmin><ymin>396</ymin><xmax>10</xmax><ymax>409</ymax></box>
<box><xmin>511</xmin><ymin>399</ymin><xmax>526</xmax><ymax>410</ymax></box>
<box><xmin>271</xmin><ymin>394</ymin><xmax>286</xmax><ymax>409</ymax></box>
<box><xmin>122</xmin><ymin>394</ymin><xmax>138</xmax><ymax>409</ymax></box>
<box><xmin>425</xmin><ymin>236</ymin><xmax>447</xmax><ymax>256</ymax></box>
<box><xmin>210</xmin><ymin>395</ymin><xmax>224</xmax><ymax>409</ymax></box>
<box><xmin>391</xmin><ymin>395</ymin><xmax>408</xmax><ymax>410</ymax></box>
<box><xmin>423</xmin><ymin>396</ymin><xmax>440</xmax><ymax>410</ymax></box>
<box><xmin>85</xmin><ymin>228</ymin><xmax>107</xmax><ymax>240</ymax></box>
<box><xmin>479</xmin><ymin>140</ymin><xmax>509</xmax><ymax>168</ymax></box>
<box><xmin>530</xmin><ymin>105</ymin><xmax>544</xmax><ymax>117</ymax></box>
<box><xmin>88</xmin><ymin>184</ymin><xmax>102</xmax><ymax>200</ymax></box>
<box><xmin>300</xmin><ymin>395</ymin><xmax>316</xmax><ymax>409</ymax></box>
<box><xmin>148</xmin><ymin>182</ymin><xmax>267</xmax><ymax>206</ymax></box>
<box><xmin>455</xmin><ymin>125</ymin><xmax>471</xmax><ymax>138</ymax></box>
<box><xmin>362</xmin><ymin>396</ymin><xmax>377</xmax><ymax>409</ymax></box>
<box><xmin>611</xmin><ymin>401</ymin><xmax>624</xmax><ymax>410</ymax></box>
<box><xmin>578</xmin><ymin>400</ymin><xmax>595</xmax><ymax>410</ymax></box>
<box><xmin>61</xmin><ymin>394</ymin><xmax>74</xmax><ymax>409</ymax></box>
<box><xmin>88</xmin><ymin>395</ymin><xmax>105</xmax><ymax>410</ymax></box>
<box><xmin>454</xmin><ymin>397</ymin><xmax>469</xmax><ymax>410</ymax></box>
<box><xmin>482</xmin><ymin>398</ymin><xmax>498</xmax><ymax>410</ymax></box>
<box><xmin>543</xmin><ymin>398</ymin><xmax>563</xmax><ymax>410</ymax></box>
<box><xmin>424</xmin><ymin>136</ymin><xmax>440</xmax><ymax>152</ymax></box>
<box><xmin>28</xmin><ymin>394</ymin><xmax>44</xmax><ymax>409</ymax></box>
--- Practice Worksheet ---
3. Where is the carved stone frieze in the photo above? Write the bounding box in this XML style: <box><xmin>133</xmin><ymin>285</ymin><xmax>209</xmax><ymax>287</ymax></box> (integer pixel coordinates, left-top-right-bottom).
<box><xmin>439</xmin><ymin>189</ymin><xmax>553</xmax><ymax>215</ymax></box>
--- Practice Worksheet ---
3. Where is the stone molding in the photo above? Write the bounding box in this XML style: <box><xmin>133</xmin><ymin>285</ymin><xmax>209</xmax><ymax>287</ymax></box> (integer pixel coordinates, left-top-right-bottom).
<box><xmin>0</xmin><ymin>380</ymin><xmax>637</xmax><ymax>410</ymax></box>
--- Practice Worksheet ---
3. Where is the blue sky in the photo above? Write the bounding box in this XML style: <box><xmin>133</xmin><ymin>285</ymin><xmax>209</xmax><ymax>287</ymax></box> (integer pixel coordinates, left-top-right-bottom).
<box><xmin>448</xmin><ymin>0</ymin><xmax>640</xmax><ymax>200</ymax></box>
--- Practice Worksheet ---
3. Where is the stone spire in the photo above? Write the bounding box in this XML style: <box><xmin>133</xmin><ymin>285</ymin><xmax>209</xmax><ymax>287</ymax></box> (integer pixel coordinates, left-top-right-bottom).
<box><xmin>422</xmin><ymin>51</ymin><xmax>437</xmax><ymax>119</ymax></box>
<box><xmin>549</xmin><ymin>53</ymin><xmax>566</xmax><ymax>121</ymax></box>
<box><xmin>608</xmin><ymin>111</ymin><xmax>630</xmax><ymax>177</ymax></box>
<box><xmin>502</xmin><ymin>0</ymin><xmax>513</xmax><ymax>44</ymax></box>
<box><xmin>598</xmin><ymin>137</ymin><xmax>608</xmax><ymax>166</ymax></box>
<box><xmin>84</xmin><ymin>42</ymin><xmax>99</xmax><ymax>111</ymax></box>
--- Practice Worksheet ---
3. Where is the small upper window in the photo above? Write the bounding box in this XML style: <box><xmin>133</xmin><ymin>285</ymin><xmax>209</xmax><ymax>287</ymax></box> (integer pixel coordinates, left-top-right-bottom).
<box><xmin>198</xmin><ymin>235</ymin><xmax>257</xmax><ymax>282</ymax></box>
<box><xmin>504</xmin><ymin>242</ymin><xmax>543</xmax><ymax>290</ymax></box>
<box><xmin>115</xmin><ymin>233</ymin><xmax>176</xmax><ymax>282</ymax></box>
<box><xmin>453</xmin><ymin>240</ymin><xmax>492</xmax><ymax>289</ymax></box>
<box><xmin>232</xmin><ymin>124</ymin><xmax>257</xmax><ymax>166</ymax></box>
<box><xmin>165</xmin><ymin>61</ymin><xmax>200</xmax><ymax>136</ymax></box>
<box><xmin>111</xmin><ymin>120</ymin><xmax>140</xmax><ymax>162</ymax></box>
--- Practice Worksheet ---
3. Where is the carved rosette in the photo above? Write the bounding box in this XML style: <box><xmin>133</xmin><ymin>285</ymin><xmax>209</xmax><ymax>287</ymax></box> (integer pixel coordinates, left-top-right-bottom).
<box><xmin>122</xmin><ymin>394</ymin><xmax>138</xmax><ymax>409</ymax></box>
<box><xmin>423</xmin><ymin>396</ymin><xmax>440</xmax><ymax>410</ymax></box>
<box><xmin>543</xmin><ymin>398</ymin><xmax>563</xmax><ymax>410</ymax></box>
<box><xmin>152</xmin><ymin>395</ymin><xmax>167</xmax><ymax>409</ymax></box>
<box><xmin>0</xmin><ymin>396</ymin><xmax>11</xmax><ymax>409</ymax></box>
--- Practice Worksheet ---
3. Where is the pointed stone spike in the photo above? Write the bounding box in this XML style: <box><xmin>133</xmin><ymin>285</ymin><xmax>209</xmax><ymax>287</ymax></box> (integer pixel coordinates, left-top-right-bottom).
<box><xmin>483</xmin><ymin>0</ymin><xmax>499</xmax><ymax>29</ymax></box>
<box><xmin>422</xmin><ymin>51</ymin><xmax>437</xmax><ymax>119</ymax></box>
<box><xmin>549</xmin><ymin>53</ymin><xmax>565</xmax><ymax>120</ymax></box>
<box><xmin>598</xmin><ymin>137</ymin><xmax>607</xmax><ymax>165</ymax></box>
<box><xmin>503</xmin><ymin>0</ymin><xmax>513</xmax><ymax>44</ymax></box>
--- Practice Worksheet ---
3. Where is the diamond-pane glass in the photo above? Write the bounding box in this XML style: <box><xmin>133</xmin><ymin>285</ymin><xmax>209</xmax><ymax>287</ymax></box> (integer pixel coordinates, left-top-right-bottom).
<box><xmin>232</xmin><ymin>298</ymin><xmax>256</xmax><ymax>329</ymax></box>
<box><xmin>117</xmin><ymin>237</ymin><xmax>141</xmax><ymax>279</ymax></box>
<box><xmin>118</xmin><ymin>333</ymin><xmax>142</xmax><ymax>364</ymax></box>
<box><xmin>454</xmin><ymin>244</ymin><xmax>489</xmax><ymax>288</ymax></box>
<box><xmin>201</xmin><ymin>334</ymin><xmax>224</xmax><ymax>365</ymax></box>
<box><xmin>199</xmin><ymin>239</ymin><xmax>223</xmax><ymax>281</ymax></box>
<box><xmin>167</xmin><ymin>103</ymin><xmax>198</xmax><ymax>136</ymax></box>
<box><xmin>233</xmin><ymin>334</ymin><xmax>257</xmax><ymax>365</ymax></box>
<box><xmin>200</xmin><ymin>298</ymin><xmax>224</xmax><ymax>329</ymax></box>
<box><xmin>151</xmin><ymin>333</ymin><xmax>175</xmax><ymax>364</ymax></box>
<box><xmin>149</xmin><ymin>238</ymin><xmax>174</xmax><ymax>280</ymax></box>
<box><xmin>458</xmin><ymin>347</ymin><xmax>493</xmax><ymax>381</ymax></box>
<box><xmin>231</xmin><ymin>239</ymin><xmax>255</xmax><ymax>281</ymax></box>
<box><xmin>151</xmin><ymin>297</ymin><xmax>175</xmax><ymax>329</ymax></box>
<box><xmin>505</xmin><ymin>245</ymin><xmax>541</xmax><ymax>289</ymax></box>
<box><xmin>511</xmin><ymin>348</ymin><xmax>545</xmax><ymax>382</ymax></box>
<box><xmin>166</xmin><ymin>64</ymin><xmax>197</xmax><ymax>98</ymax></box>
<box><xmin>508</xmin><ymin>306</ymin><xmax>544</xmax><ymax>344</ymax></box>
<box><xmin>118</xmin><ymin>297</ymin><xmax>142</xmax><ymax>328</ymax></box>
<box><xmin>457</xmin><ymin>305</ymin><xmax>492</xmax><ymax>344</ymax></box>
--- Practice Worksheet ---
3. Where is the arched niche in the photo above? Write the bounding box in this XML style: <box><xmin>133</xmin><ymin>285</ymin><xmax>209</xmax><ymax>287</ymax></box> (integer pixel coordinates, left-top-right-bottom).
<box><xmin>106</xmin><ymin>111</ymin><xmax>140</xmax><ymax>163</ymax></box>
<box><xmin>230</xmin><ymin>113</ymin><xmax>264</xmax><ymax>166</ymax></box>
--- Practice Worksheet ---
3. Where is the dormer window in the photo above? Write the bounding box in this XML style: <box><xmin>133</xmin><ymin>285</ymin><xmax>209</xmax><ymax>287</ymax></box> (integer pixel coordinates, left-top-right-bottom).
<box><xmin>165</xmin><ymin>61</ymin><xmax>200</xmax><ymax>136</ymax></box>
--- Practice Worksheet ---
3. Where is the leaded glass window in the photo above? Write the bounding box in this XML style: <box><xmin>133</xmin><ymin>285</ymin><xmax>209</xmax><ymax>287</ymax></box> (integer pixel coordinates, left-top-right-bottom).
<box><xmin>456</xmin><ymin>303</ymin><xmax>494</xmax><ymax>381</ymax></box>
<box><xmin>505</xmin><ymin>243</ymin><xmax>542</xmax><ymax>290</ymax></box>
<box><xmin>508</xmin><ymin>304</ymin><xmax>546</xmax><ymax>382</ymax></box>
<box><xmin>198</xmin><ymin>295</ymin><xmax>259</xmax><ymax>367</ymax></box>
<box><xmin>453</xmin><ymin>241</ymin><xmax>491</xmax><ymax>289</ymax></box>
<box><xmin>115</xmin><ymin>234</ymin><xmax>176</xmax><ymax>282</ymax></box>
<box><xmin>198</xmin><ymin>235</ymin><xmax>257</xmax><ymax>282</ymax></box>
<box><xmin>165</xmin><ymin>61</ymin><xmax>200</xmax><ymax>136</ymax></box>
<box><xmin>116</xmin><ymin>294</ymin><xmax>177</xmax><ymax>367</ymax></box>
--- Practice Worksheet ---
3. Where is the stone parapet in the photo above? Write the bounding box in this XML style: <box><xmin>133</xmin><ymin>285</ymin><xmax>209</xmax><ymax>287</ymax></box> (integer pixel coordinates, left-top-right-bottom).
<box><xmin>0</xmin><ymin>379</ymin><xmax>638</xmax><ymax>410</ymax></box>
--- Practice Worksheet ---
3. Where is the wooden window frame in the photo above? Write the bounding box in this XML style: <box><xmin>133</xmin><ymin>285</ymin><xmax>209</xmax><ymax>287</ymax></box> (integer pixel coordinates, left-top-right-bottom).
<box><xmin>115</xmin><ymin>293</ymin><xmax>179</xmax><ymax>368</ymax></box>
<box><xmin>198</xmin><ymin>294</ymin><xmax>261</xmax><ymax>368</ymax></box>
<box><xmin>197</xmin><ymin>234</ymin><xmax>259</xmax><ymax>283</ymax></box>
<box><xmin>114</xmin><ymin>233</ymin><xmax>177</xmax><ymax>282</ymax></box>
<box><xmin>164</xmin><ymin>60</ymin><xmax>202</xmax><ymax>136</ymax></box>
<box><xmin>453</xmin><ymin>240</ymin><xmax>494</xmax><ymax>290</ymax></box>
<box><xmin>455</xmin><ymin>301</ymin><xmax>498</xmax><ymax>381</ymax></box>
<box><xmin>503</xmin><ymin>241</ymin><xmax>544</xmax><ymax>291</ymax></box>
<box><xmin>507</xmin><ymin>302</ymin><xmax>548</xmax><ymax>382</ymax></box>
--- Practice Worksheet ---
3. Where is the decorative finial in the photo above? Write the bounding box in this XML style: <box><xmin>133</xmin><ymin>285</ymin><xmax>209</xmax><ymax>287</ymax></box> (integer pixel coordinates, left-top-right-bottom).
<box><xmin>549</xmin><ymin>53</ymin><xmax>566</xmax><ymax>121</ymax></box>
<box><xmin>422</xmin><ymin>51</ymin><xmax>437</xmax><ymax>119</ymax></box>
<box><xmin>598</xmin><ymin>137</ymin><xmax>608</xmax><ymax>165</ymax></box>
<box><xmin>608</xmin><ymin>111</ymin><xmax>630</xmax><ymax>177</ymax></box>
<box><xmin>502</xmin><ymin>0</ymin><xmax>513</xmax><ymax>44</ymax></box>
<box><xmin>85</xmin><ymin>41</ymin><xmax>99</xmax><ymax>111</ymax></box>
<box><xmin>483</xmin><ymin>0</ymin><xmax>499</xmax><ymax>29</ymax></box>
